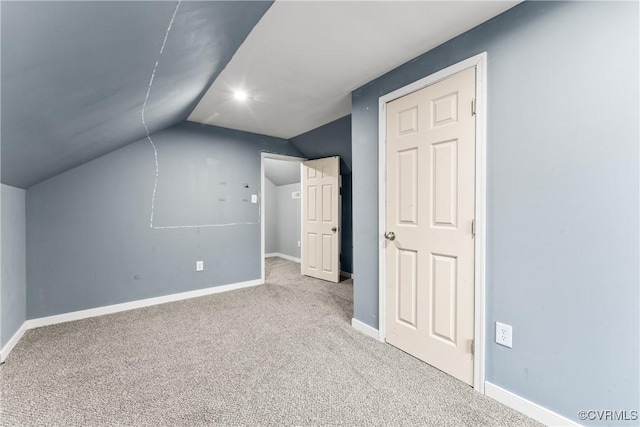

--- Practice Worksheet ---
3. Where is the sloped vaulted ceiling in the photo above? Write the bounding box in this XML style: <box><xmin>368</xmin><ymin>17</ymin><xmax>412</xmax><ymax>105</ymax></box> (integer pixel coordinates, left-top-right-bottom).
<box><xmin>1</xmin><ymin>1</ymin><xmax>273</xmax><ymax>188</ymax></box>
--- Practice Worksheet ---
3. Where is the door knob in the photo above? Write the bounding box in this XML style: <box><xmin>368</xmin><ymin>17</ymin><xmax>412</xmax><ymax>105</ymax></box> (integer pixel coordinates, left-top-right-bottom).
<box><xmin>331</xmin><ymin>226</ymin><xmax>337</xmax><ymax>232</ymax></box>
<box><xmin>385</xmin><ymin>231</ymin><xmax>396</xmax><ymax>241</ymax></box>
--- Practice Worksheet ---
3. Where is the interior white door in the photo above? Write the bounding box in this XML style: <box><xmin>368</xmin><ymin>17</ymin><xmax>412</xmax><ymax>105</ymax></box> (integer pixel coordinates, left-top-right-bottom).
<box><xmin>301</xmin><ymin>156</ymin><xmax>340</xmax><ymax>283</ymax></box>
<box><xmin>385</xmin><ymin>67</ymin><xmax>476</xmax><ymax>385</ymax></box>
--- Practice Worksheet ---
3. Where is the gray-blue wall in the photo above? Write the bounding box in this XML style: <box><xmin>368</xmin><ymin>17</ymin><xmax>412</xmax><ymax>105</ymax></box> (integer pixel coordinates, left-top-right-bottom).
<box><xmin>290</xmin><ymin>115</ymin><xmax>352</xmax><ymax>273</ymax></box>
<box><xmin>26</xmin><ymin>122</ymin><xmax>302</xmax><ymax>318</ymax></box>
<box><xmin>265</xmin><ymin>178</ymin><xmax>278</xmax><ymax>254</ymax></box>
<box><xmin>351</xmin><ymin>1</ymin><xmax>639</xmax><ymax>424</ymax></box>
<box><xmin>265</xmin><ymin>180</ymin><xmax>302</xmax><ymax>260</ymax></box>
<box><xmin>1</xmin><ymin>184</ymin><xmax>26</xmax><ymax>348</ymax></box>
<box><xmin>1</xmin><ymin>1</ymin><xmax>273</xmax><ymax>188</ymax></box>
<box><xmin>276</xmin><ymin>183</ymin><xmax>301</xmax><ymax>260</ymax></box>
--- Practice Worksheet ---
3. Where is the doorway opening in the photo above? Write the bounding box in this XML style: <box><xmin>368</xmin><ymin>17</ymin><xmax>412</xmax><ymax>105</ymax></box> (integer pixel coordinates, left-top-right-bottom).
<box><xmin>260</xmin><ymin>153</ymin><xmax>306</xmax><ymax>283</ymax></box>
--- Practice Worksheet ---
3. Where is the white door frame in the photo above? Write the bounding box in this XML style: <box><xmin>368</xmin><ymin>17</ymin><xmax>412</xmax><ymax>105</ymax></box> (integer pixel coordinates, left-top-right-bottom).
<box><xmin>260</xmin><ymin>152</ymin><xmax>306</xmax><ymax>284</ymax></box>
<box><xmin>377</xmin><ymin>52</ymin><xmax>487</xmax><ymax>393</ymax></box>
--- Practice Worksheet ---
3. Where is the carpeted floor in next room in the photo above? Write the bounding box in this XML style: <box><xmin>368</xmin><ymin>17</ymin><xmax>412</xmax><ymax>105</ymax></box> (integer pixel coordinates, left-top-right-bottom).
<box><xmin>0</xmin><ymin>257</ymin><xmax>539</xmax><ymax>426</ymax></box>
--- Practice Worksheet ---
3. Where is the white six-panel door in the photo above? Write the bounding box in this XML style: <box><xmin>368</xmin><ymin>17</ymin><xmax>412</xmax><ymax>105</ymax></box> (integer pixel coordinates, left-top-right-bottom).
<box><xmin>385</xmin><ymin>68</ymin><xmax>476</xmax><ymax>385</ymax></box>
<box><xmin>301</xmin><ymin>157</ymin><xmax>340</xmax><ymax>283</ymax></box>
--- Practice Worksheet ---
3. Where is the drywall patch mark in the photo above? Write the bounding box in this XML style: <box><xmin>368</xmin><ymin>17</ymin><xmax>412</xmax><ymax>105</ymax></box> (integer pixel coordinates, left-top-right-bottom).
<box><xmin>142</xmin><ymin>0</ymin><xmax>182</xmax><ymax>229</ymax></box>
<box><xmin>141</xmin><ymin>1</ymin><xmax>259</xmax><ymax>230</ymax></box>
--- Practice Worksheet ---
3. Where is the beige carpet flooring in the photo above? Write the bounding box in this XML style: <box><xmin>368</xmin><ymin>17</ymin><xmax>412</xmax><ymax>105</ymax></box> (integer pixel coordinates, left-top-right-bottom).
<box><xmin>1</xmin><ymin>257</ymin><xmax>539</xmax><ymax>426</ymax></box>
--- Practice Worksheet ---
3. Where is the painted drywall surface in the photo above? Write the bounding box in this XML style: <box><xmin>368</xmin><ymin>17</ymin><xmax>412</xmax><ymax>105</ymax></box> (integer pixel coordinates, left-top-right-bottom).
<box><xmin>351</xmin><ymin>1</ymin><xmax>639</xmax><ymax>423</ymax></box>
<box><xmin>290</xmin><ymin>115</ymin><xmax>352</xmax><ymax>273</ymax></box>
<box><xmin>276</xmin><ymin>183</ymin><xmax>301</xmax><ymax>260</ymax></box>
<box><xmin>264</xmin><ymin>158</ymin><xmax>301</xmax><ymax>186</ymax></box>
<box><xmin>26</xmin><ymin>122</ymin><xmax>302</xmax><ymax>319</ymax></box>
<box><xmin>265</xmin><ymin>178</ymin><xmax>278</xmax><ymax>254</ymax></box>
<box><xmin>1</xmin><ymin>184</ymin><xmax>26</xmax><ymax>348</ymax></box>
<box><xmin>1</xmin><ymin>1</ymin><xmax>273</xmax><ymax>188</ymax></box>
<box><xmin>0</xmin><ymin>3</ymin><xmax>3</xmax><ymax>348</ymax></box>
<box><xmin>290</xmin><ymin>115</ymin><xmax>352</xmax><ymax>173</ymax></box>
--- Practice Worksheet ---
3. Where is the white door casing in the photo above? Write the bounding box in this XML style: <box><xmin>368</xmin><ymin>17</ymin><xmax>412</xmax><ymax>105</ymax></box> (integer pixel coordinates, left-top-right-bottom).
<box><xmin>384</xmin><ymin>67</ymin><xmax>477</xmax><ymax>385</ymax></box>
<box><xmin>301</xmin><ymin>156</ymin><xmax>341</xmax><ymax>283</ymax></box>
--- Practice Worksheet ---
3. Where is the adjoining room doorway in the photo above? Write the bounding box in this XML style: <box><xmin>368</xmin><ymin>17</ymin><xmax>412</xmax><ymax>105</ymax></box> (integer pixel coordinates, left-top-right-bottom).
<box><xmin>261</xmin><ymin>153</ymin><xmax>306</xmax><ymax>283</ymax></box>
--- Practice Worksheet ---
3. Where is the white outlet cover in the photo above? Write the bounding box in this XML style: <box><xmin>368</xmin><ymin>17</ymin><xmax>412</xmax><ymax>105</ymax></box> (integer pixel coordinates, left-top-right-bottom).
<box><xmin>251</xmin><ymin>194</ymin><xmax>258</xmax><ymax>203</ymax></box>
<box><xmin>196</xmin><ymin>261</ymin><xmax>204</xmax><ymax>272</ymax></box>
<box><xmin>495</xmin><ymin>322</ymin><xmax>513</xmax><ymax>348</ymax></box>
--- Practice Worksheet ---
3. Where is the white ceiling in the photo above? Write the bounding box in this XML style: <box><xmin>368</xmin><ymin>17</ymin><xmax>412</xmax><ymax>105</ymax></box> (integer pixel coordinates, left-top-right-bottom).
<box><xmin>264</xmin><ymin>158</ymin><xmax>302</xmax><ymax>186</ymax></box>
<box><xmin>188</xmin><ymin>1</ymin><xmax>519</xmax><ymax>139</ymax></box>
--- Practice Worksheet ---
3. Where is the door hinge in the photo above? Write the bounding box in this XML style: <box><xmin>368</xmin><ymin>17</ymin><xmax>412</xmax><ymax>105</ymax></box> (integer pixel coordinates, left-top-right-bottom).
<box><xmin>470</xmin><ymin>339</ymin><xmax>475</xmax><ymax>355</ymax></box>
<box><xmin>471</xmin><ymin>219</ymin><xmax>476</xmax><ymax>238</ymax></box>
<box><xmin>471</xmin><ymin>98</ymin><xmax>476</xmax><ymax>116</ymax></box>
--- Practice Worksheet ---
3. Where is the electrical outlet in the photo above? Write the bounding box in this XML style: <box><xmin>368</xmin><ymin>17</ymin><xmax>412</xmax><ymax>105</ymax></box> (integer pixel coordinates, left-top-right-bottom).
<box><xmin>251</xmin><ymin>194</ymin><xmax>257</xmax><ymax>204</ymax></box>
<box><xmin>196</xmin><ymin>260</ymin><xmax>204</xmax><ymax>272</ymax></box>
<box><xmin>297</xmin><ymin>240</ymin><xmax>301</xmax><ymax>248</ymax></box>
<box><xmin>495</xmin><ymin>322</ymin><xmax>512</xmax><ymax>348</ymax></box>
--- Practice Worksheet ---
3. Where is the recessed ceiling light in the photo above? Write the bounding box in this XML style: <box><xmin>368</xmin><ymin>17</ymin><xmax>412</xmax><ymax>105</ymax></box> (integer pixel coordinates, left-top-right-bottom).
<box><xmin>234</xmin><ymin>90</ymin><xmax>248</xmax><ymax>101</ymax></box>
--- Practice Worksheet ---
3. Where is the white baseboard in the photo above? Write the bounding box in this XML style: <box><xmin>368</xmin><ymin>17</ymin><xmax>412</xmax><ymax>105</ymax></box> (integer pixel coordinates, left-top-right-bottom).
<box><xmin>485</xmin><ymin>382</ymin><xmax>580</xmax><ymax>427</ymax></box>
<box><xmin>0</xmin><ymin>322</ymin><xmax>28</xmax><ymax>363</ymax></box>
<box><xmin>351</xmin><ymin>318</ymin><xmax>381</xmax><ymax>341</ymax></box>
<box><xmin>2</xmin><ymin>279</ymin><xmax>262</xmax><ymax>362</ymax></box>
<box><xmin>26</xmin><ymin>278</ymin><xmax>263</xmax><ymax>330</ymax></box>
<box><xmin>265</xmin><ymin>253</ymin><xmax>300</xmax><ymax>263</ymax></box>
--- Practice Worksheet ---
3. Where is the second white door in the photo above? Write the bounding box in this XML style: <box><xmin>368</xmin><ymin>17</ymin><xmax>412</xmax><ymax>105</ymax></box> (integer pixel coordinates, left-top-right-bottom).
<box><xmin>301</xmin><ymin>156</ymin><xmax>340</xmax><ymax>283</ymax></box>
